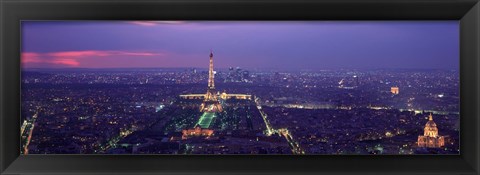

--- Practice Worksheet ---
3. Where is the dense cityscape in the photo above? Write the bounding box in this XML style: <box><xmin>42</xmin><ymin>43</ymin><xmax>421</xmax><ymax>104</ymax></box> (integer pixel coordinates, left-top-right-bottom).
<box><xmin>20</xmin><ymin>52</ymin><xmax>459</xmax><ymax>155</ymax></box>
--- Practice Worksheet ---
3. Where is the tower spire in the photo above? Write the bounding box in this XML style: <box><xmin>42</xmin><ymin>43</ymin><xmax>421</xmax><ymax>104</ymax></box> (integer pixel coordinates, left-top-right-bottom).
<box><xmin>208</xmin><ymin>50</ymin><xmax>215</xmax><ymax>89</ymax></box>
<box><xmin>429</xmin><ymin>113</ymin><xmax>433</xmax><ymax>121</ymax></box>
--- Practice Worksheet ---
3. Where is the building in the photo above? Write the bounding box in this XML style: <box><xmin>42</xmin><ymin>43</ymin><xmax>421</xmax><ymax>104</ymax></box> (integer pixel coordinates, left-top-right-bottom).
<box><xmin>220</xmin><ymin>92</ymin><xmax>252</xmax><ymax>100</ymax></box>
<box><xmin>418</xmin><ymin>113</ymin><xmax>445</xmax><ymax>148</ymax></box>
<box><xmin>182</xmin><ymin>126</ymin><xmax>214</xmax><ymax>139</ymax></box>
<box><xmin>391</xmin><ymin>86</ymin><xmax>399</xmax><ymax>94</ymax></box>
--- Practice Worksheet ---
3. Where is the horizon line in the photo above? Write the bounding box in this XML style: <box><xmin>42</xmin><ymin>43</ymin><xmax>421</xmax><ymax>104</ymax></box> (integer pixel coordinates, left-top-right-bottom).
<box><xmin>21</xmin><ymin>67</ymin><xmax>459</xmax><ymax>71</ymax></box>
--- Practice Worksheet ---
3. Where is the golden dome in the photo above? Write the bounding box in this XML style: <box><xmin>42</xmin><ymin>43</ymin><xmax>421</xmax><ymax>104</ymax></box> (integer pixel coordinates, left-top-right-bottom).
<box><xmin>425</xmin><ymin>120</ymin><xmax>437</xmax><ymax>128</ymax></box>
<box><xmin>423</xmin><ymin>113</ymin><xmax>439</xmax><ymax>137</ymax></box>
<box><xmin>425</xmin><ymin>113</ymin><xmax>437</xmax><ymax>127</ymax></box>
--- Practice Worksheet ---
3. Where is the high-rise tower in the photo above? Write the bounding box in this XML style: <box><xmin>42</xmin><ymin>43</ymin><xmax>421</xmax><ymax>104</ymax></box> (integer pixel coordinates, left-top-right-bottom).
<box><xmin>200</xmin><ymin>51</ymin><xmax>223</xmax><ymax>113</ymax></box>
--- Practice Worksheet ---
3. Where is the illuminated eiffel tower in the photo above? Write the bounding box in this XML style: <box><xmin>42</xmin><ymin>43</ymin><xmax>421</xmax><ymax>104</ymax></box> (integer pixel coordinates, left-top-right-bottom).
<box><xmin>179</xmin><ymin>51</ymin><xmax>251</xmax><ymax>111</ymax></box>
<box><xmin>199</xmin><ymin>51</ymin><xmax>223</xmax><ymax>113</ymax></box>
<box><xmin>179</xmin><ymin>50</ymin><xmax>251</xmax><ymax>133</ymax></box>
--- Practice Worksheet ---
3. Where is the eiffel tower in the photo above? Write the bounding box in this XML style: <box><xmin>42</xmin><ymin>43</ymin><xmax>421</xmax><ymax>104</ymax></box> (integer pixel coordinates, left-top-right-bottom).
<box><xmin>199</xmin><ymin>51</ymin><xmax>223</xmax><ymax>113</ymax></box>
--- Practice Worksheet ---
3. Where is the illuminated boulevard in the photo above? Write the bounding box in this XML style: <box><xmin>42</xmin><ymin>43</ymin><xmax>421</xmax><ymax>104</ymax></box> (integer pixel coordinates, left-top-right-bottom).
<box><xmin>20</xmin><ymin>111</ymin><xmax>38</xmax><ymax>154</ymax></box>
<box><xmin>255</xmin><ymin>97</ymin><xmax>305</xmax><ymax>154</ymax></box>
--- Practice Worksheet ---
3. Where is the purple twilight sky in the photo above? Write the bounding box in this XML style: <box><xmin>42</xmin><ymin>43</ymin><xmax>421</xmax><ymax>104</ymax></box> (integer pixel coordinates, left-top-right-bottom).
<box><xmin>21</xmin><ymin>21</ymin><xmax>459</xmax><ymax>70</ymax></box>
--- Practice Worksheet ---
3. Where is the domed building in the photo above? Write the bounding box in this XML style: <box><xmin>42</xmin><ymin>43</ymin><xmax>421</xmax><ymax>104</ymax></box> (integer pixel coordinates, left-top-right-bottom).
<box><xmin>418</xmin><ymin>113</ymin><xmax>445</xmax><ymax>148</ymax></box>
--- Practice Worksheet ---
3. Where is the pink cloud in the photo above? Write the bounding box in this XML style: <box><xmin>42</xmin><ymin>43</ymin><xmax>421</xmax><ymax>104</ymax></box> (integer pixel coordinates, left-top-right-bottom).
<box><xmin>50</xmin><ymin>58</ymin><xmax>80</xmax><ymax>67</ymax></box>
<box><xmin>22</xmin><ymin>50</ymin><xmax>165</xmax><ymax>67</ymax></box>
<box><xmin>22</xmin><ymin>53</ymin><xmax>42</xmax><ymax>63</ymax></box>
<box><xmin>47</xmin><ymin>50</ymin><xmax>163</xmax><ymax>58</ymax></box>
<box><xmin>48</xmin><ymin>51</ymin><xmax>111</xmax><ymax>57</ymax></box>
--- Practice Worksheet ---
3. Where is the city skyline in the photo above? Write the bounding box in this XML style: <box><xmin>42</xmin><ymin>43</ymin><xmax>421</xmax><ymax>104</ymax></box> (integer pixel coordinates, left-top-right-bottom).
<box><xmin>21</xmin><ymin>21</ymin><xmax>459</xmax><ymax>70</ymax></box>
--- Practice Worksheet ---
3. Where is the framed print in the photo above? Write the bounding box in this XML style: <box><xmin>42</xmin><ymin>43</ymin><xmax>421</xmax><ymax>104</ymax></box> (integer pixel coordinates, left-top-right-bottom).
<box><xmin>1</xmin><ymin>0</ymin><xmax>479</xmax><ymax>174</ymax></box>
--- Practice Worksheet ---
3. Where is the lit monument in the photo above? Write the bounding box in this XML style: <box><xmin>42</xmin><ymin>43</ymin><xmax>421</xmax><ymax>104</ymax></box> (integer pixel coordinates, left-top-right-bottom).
<box><xmin>391</xmin><ymin>86</ymin><xmax>399</xmax><ymax>94</ymax></box>
<box><xmin>417</xmin><ymin>113</ymin><xmax>445</xmax><ymax>148</ymax></box>
<box><xmin>199</xmin><ymin>51</ymin><xmax>223</xmax><ymax>113</ymax></box>
<box><xmin>180</xmin><ymin>51</ymin><xmax>252</xmax><ymax>138</ymax></box>
<box><xmin>179</xmin><ymin>51</ymin><xmax>252</xmax><ymax>105</ymax></box>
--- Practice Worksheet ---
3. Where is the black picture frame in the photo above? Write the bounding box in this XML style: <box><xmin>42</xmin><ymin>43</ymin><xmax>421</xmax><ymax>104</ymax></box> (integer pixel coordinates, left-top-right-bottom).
<box><xmin>1</xmin><ymin>0</ymin><xmax>479</xmax><ymax>174</ymax></box>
